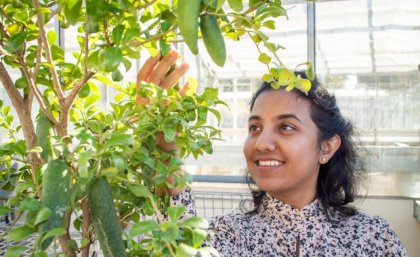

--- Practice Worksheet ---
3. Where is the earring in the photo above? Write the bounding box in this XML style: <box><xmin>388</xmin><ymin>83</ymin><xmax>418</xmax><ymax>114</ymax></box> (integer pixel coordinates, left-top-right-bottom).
<box><xmin>321</xmin><ymin>157</ymin><xmax>326</xmax><ymax>164</ymax></box>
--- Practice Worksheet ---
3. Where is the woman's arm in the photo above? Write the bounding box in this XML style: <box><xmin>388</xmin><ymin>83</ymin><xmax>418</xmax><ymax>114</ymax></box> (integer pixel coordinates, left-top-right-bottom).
<box><xmin>135</xmin><ymin>50</ymin><xmax>189</xmax><ymax>196</ymax></box>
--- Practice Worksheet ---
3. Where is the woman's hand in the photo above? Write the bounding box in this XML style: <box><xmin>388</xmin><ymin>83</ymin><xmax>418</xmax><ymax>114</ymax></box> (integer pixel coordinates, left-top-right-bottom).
<box><xmin>136</xmin><ymin>50</ymin><xmax>189</xmax><ymax>195</ymax></box>
<box><xmin>136</xmin><ymin>50</ymin><xmax>190</xmax><ymax>152</ymax></box>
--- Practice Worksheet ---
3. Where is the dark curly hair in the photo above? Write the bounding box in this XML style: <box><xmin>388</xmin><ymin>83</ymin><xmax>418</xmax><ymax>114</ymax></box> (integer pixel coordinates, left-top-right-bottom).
<box><xmin>244</xmin><ymin>71</ymin><xmax>366</xmax><ymax>217</ymax></box>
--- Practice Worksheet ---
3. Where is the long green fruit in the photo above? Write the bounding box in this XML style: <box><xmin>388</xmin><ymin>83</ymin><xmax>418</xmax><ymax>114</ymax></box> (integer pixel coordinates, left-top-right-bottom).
<box><xmin>200</xmin><ymin>14</ymin><xmax>226</xmax><ymax>66</ymax></box>
<box><xmin>177</xmin><ymin>0</ymin><xmax>201</xmax><ymax>54</ymax></box>
<box><xmin>39</xmin><ymin>159</ymin><xmax>71</xmax><ymax>250</ymax></box>
<box><xmin>35</xmin><ymin>112</ymin><xmax>54</xmax><ymax>161</ymax></box>
<box><xmin>88</xmin><ymin>177</ymin><xmax>127</xmax><ymax>257</ymax></box>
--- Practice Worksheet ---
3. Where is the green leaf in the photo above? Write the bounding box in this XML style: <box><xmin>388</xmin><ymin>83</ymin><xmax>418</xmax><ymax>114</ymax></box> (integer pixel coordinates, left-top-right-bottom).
<box><xmin>258</xmin><ymin>53</ymin><xmax>271</xmax><ymax>64</ymax></box>
<box><xmin>5</xmin><ymin>32</ymin><xmax>28</xmax><ymax>53</ymax></box>
<box><xmin>176</xmin><ymin>243</ymin><xmax>197</xmax><ymax>257</ymax></box>
<box><xmin>15</xmin><ymin>77</ymin><xmax>29</xmax><ymax>89</ymax></box>
<box><xmin>128</xmin><ymin>220</ymin><xmax>159</xmax><ymax>238</ymax></box>
<box><xmin>19</xmin><ymin>198</ymin><xmax>40</xmax><ymax>211</ymax></box>
<box><xmin>41</xmin><ymin>227</ymin><xmax>66</xmax><ymax>244</ymax></box>
<box><xmin>4</xmin><ymin>246</ymin><xmax>27</xmax><ymax>257</ymax></box>
<box><xmin>78</xmin><ymin>84</ymin><xmax>90</xmax><ymax>98</ymax></box>
<box><xmin>65</xmin><ymin>0</ymin><xmax>82</xmax><ymax>24</ymax></box>
<box><xmin>180</xmin><ymin>217</ymin><xmax>209</xmax><ymax>229</ymax></box>
<box><xmin>102</xmin><ymin>47</ymin><xmax>123</xmax><ymax>72</ymax></box>
<box><xmin>47</xmin><ymin>30</ymin><xmax>58</xmax><ymax>45</ymax></box>
<box><xmin>227</xmin><ymin>0</ymin><xmax>243</xmax><ymax>12</ymax></box>
<box><xmin>111</xmin><ymin>69</ymin><xmax>123</xmax><ymax>81</ymax></box>
<box><xmin>15</xmin><ymin>181</ymin><xmax>33</xmax><ymax>193</ymax></box>
<box><xmin>87</xmin><ymin>0</ymin><xmax>108</xmax><ymax>21</ymax></box>
<box><xmin>84</xmin><ymin>94</ymin><xmax>100</xmax><ymax>108</ymax></box>
<box><xmin>106</xmin><ymin>133</ymin><xmax>133</xmax><ymax>147</ymax></box>
<box><xmin>192</xmin><ymin>228</ymin><xmax>207</xmax><ymax>248</ymax></box>
<box><xmin>197</xmin><ymin>247</ymin><xmax>220</xmax><ymax>257</ymax></box>
<box><xmin>34</xmin><ymin>207</ymin><xmax>52</xmax><ymax>225</ymax></box>
<box><xmin>128</xmin><ymin>185</ymin><xmax>152</xmax><ymax>199</ymax></box>
<box><xmin>7</xmin><ymin>225</ymin><xmax>36</xmax><ymax>242</ymax></box>
<box><xmin>0</xmin><ymin>206</ymin><xmax>11</xmax><ymax>215</ymax></box>
<box><xmin>262</xmin><ymin>20</ymin><xmax>276</xmax><ymax>30</ymax></box>
<box><xmin>167</xmin><ymin>206</ymin><xmax>185</xmax><ymax>222</ymax></box>
<box><xmin>203</xmin><ymin>87</ymin><xmax>218</xmax><ymax>101</ymax></box>
<box><xmin>112</xmin><ymin>25</ymin><xmax>125</xmax><ymax>45</ymax></box>
<box><xmin>277</xmin><ymin>68</ymin><xmax>296</xmax><ymax>86</ymax></box>
<box><xmin>161</xmin><ymin>225</ymin><xmax>179</xmax><ymax>243</ymax></box>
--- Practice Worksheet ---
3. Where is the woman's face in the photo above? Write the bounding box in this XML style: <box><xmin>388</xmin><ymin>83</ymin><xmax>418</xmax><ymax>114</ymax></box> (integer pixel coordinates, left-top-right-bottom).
<box><xmin>243</xmin><ymin>89</ymin><xmax>323</xmax><ymax>207</ymax></box>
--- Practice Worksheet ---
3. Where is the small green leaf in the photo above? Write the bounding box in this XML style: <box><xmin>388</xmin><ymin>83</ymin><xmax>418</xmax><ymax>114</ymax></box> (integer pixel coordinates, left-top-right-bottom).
<box><xmin>0</xmin><ymin>206</ymin><xmax>11</xmax><ymax>215</ymax></box>
<box><xmin>15</xmin><ymin>77</ymin><xmax>29</xmax><ymax>89</ymax></box>
<box><xmin>192</xmin><ymin>228</ymin><xmax>207</xmax><ymax>248</ymax></box>
<box><xmin>78</xmin><ymin>84</ymin><xmax>90</xmax><ymax>98</ymax></box>
<box><xmin>128</xmin><ymin>220</ymin><xmax>159</xmax><ymax>238</ymax></box>
<box><xmin>84</xmin><ymin>94</ymin><xmax>100</xmax><ymax>108</ymax></box>
<box><xmin>112</xmin><ymin>25</ymin><xmax>125</xmax><ymax>45</ymax></box>
<box><xmin>262</xmin><ymin>20</ymin><xmax>276</xmax><ymax>30</ymax></box>
<box><xmin>176</xmin><ymin>243</ymin><xmax>197</xmax><ymax>257</ymax></box>
<box><xmin>227</xmin><ymin>0</ymin><xmax>243</xmax><ymax>12</ymax></box>
<box><xmin>277</xmin><ymin>68</ymin><xmax>296</xmax><ymax>86</ymax></box>
<box><xmin>102</xmin><ymin>47</ymin><xmax>122</xmax><ymax>72</ymax></box>
<box><xmin>128</xmin><ymin>185</ymin><xmax>152</xmax><ymax>199</ymax></box>
<box><xmin>180</xmin><ymin>217</ymin><xmax>209</xmax><ymax>229</ymax></box>
<box><xmin>19</xmin><ymin>198</ymin><xmax>40</xmax><ymax>211</ymax></box>
<box><xmin>4</xmin><ymin>246</ymin><xmax>27</xmax><ymax>257</ymax></box>
<box><xmin>106</xmin><ymin>133</ymin><xmax>133</xmax><ymax>147</ymax></box>
<box><xmin>65</xmin><ymin>0</ymin><xmax>82</xmax><ymax>25</ymax></box>
<box><xmin>34</xmin><ymin>207</ymin><xmax>52</xmax><ymax>225</ymax></box>
<box><xmin>15</xmin><ymin>181</ymin><xmax>33</xmax><ymax>193</ymax></box>
<box><xmin>7</xmin><ymin>225</ymin><xmax>36</xmax><ymax>242</ymax></box>
<box><xmin>161</xmin><ymin>225</ymin><xmax>179</xmax><ymax>243</ymax></box>
<box><xmin>41</xmin><ymin>227</ymin><xmax>66</xmax><ymax>244</ymax></box>
<box><xmin>47</xmin><ymin>30</ymin><xmax>58</xmax><ymax>45</ymax></box>
<box><xmin>5</xmin><ymin>32</ymin><xmax>28</xmax><ymax>53</ymax></box>
<box><xmin>111</xmin><ymin>69</ymin><xmax>123</xmax><ymax>81</ymax></box>
<box><xmin>258</xmin><ymin>53</ymin><xmax>271</xmax><ymax>64</ymax></box>
<box><xmin>86</xmin><ymin>0</ymin><xmax>108</xmax><ymax>21</ymax></box>
<box><xmin>167</xmin><ymin>206</ymin><xmax>185</xmax><ymax>222</ymax></box>
<box><xmin>203</xmin><ymin>87</ymin><xmax>218</xmax><ymax>100</ymax></box>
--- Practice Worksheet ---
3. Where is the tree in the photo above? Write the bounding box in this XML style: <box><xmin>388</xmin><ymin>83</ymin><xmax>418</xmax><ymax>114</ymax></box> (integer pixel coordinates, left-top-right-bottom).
<box><xmin>0</xmin><ymin>0</ymin><xmax>313</xmax><ymax>256</ymax></box>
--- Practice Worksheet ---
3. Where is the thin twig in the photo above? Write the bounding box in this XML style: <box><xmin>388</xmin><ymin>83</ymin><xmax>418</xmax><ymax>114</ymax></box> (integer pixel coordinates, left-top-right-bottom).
<box><xmin>17</xmin><ymin>55</ymin><xmax>59</xmax><ymax>125</ymax></box>
<box><xmin>32</xmin><ymin>0</ymin><xmax>65</xmax><ymax>103</ymax></box>
<box><xmin>32</xmin><ymin>35</ymin><xmax>43</xmax><ymax>81</ymax></box>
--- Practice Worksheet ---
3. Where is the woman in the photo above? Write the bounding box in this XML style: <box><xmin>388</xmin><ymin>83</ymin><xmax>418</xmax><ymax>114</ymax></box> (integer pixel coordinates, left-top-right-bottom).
<box><xmin>137</xmin><ymin>51</ymin><xmax>408</xmax><ymax>256</ymax></box>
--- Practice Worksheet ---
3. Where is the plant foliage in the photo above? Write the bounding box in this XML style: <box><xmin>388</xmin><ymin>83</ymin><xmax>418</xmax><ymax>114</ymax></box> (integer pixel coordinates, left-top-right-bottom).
<box><xmin>0</xmin><ymin>0</ymin><xmax>313</xmax><ymax>256</ymax></box>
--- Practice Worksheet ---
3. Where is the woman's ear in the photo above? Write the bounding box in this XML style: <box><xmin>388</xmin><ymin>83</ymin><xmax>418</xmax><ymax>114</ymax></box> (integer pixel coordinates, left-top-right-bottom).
<box><xmin>319</xmin><ymin>135</ymin><xmax>341</xmax><ymax>164</ymax></box>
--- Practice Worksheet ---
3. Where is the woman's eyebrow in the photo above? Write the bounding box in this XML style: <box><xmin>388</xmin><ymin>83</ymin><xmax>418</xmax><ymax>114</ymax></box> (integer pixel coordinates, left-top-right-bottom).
<box><xmin>276</xmin><ymin>113</ymin><xmax>302</xmax><ymax>123</ymax></box>
<box><xmin>248</xmin><ymin>115</ymin><xmax>261</xmax><ymax>122</ymax></box>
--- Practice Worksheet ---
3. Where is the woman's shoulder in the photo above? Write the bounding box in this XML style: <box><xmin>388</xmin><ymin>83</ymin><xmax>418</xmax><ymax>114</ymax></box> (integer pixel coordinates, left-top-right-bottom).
<box><xmin>334</xmin><ymin>208</ymin><xmax>395</xmax><ymax>234</ymax></box>
<box><xmin>347</xmin><ymin>210</ymin><xmax>390</xmax><ymax>227</ymax></box>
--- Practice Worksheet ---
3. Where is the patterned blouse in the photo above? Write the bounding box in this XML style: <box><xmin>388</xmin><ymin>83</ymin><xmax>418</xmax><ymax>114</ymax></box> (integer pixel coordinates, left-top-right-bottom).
<box><xmin>171</xmin><ymin>189</ymin><xmax>408</xmax><ymax>257</ymax></box>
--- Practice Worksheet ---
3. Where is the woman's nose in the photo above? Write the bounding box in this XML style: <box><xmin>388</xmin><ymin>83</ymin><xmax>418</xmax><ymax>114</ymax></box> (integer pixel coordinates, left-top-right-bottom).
<box><xmin>254</xmin><ymin>130</ymin><xmax>276</xmax><ymax>152</ymax></box>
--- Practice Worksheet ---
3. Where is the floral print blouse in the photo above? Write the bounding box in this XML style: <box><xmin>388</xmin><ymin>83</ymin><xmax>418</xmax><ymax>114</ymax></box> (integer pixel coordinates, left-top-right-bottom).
<box><xmin>171</xmin><ymin>189</ymin><xmax>408</xmax><ymax>257</ymax></box>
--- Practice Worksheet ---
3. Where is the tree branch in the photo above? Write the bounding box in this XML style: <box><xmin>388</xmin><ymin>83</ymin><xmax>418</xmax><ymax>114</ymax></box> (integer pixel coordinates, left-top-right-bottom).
<box><xmin>0</xmin><ymin>63</ymin><xmax>23</xmax><ymax>107</ymax></box>
<box><xmin>17</xmin><ymin>54</ymin><xmax>59</xmax><ymax>125</ymax></box>
<box><xmin>66</xmin><ymin>31</ymin><xmax>95</xmax><ymax>107</ymax></box>
<box><xmin>32</xmin><ymin>0</ymin><xmax>65</xmax><ymax>103</ymax></box>
<box><xmin>58</xmin><ymin>210</ymin><xmax>77</xmax><ymax>257</ymax></box>
<box><xmin>32</xmin><ymin>35</ymin><xmax>43</xmax><ymax>81</ymax></box>
<box><xmin>81</xmin><ymin>198</ymin><xmax>93</xmax><ymax>257</ymax></box>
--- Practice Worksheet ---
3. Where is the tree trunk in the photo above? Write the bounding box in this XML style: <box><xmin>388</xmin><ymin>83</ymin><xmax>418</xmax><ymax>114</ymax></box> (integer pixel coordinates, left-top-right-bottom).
<box><xmin>0</xmin><ymin>63</ymin><xmax>41</xmax><ymax>181</ymax></box>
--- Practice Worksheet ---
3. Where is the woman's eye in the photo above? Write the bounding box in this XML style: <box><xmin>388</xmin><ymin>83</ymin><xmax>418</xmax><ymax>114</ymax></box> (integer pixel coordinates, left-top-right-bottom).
<box><xmin>248</xmin><ymin>125</ymin><xmax>261</xmax><ymax>133</ymax></box>
<box><xmin>279</xmin><ymin>124</ymin><xmax>294</xmax><ymax>131</ymax></box>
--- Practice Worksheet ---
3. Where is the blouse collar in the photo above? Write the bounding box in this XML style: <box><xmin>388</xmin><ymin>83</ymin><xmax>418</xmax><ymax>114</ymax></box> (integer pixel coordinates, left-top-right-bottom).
<box><xmin>259</xmin><ymin>193</ymin><xmax>331</xmax><ymax>225</ymax></box>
